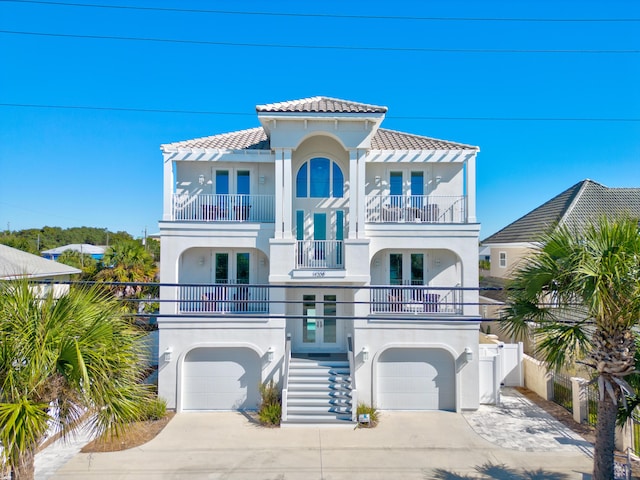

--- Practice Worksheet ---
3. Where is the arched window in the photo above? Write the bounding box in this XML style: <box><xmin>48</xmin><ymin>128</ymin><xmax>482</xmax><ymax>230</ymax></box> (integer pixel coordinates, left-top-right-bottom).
<box><xmin>296</xmin><ymin>158</ymin><xmax>344</xmax><ymax>198</ymax></box>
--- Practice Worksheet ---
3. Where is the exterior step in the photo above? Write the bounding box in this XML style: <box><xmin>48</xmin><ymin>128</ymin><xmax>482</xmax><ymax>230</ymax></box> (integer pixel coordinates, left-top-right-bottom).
<box><xmin>284</xmin><ymin>353</ymin><xmax>354</xmax><ymax>425</ymax></box>
<box><xmin>285</xmin><ymin>414</ymin><xmax>353</xmax><ymax>424</ymax></box>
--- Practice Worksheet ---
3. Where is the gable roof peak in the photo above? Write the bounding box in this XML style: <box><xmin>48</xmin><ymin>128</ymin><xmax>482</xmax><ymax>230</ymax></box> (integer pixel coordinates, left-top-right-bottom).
<box><xmin>256</xmin><ymin>96</ymin><xmax>388</xmax><ymax>114</ymax></box>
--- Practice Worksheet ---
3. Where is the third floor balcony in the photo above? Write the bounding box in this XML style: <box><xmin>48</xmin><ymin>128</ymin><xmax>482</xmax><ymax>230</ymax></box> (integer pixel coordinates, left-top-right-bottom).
<box><xmin>171</xmin><ymin>193</ymin><xmax>275</xmax><ymax>223</ymax></box>
<box><xmin>366</xmin><ymin>195</ymin><xmax>467</xmax><ymax>224</ymax></box>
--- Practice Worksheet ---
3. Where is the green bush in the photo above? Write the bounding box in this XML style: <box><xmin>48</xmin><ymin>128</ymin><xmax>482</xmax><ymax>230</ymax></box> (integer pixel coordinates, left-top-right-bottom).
<box><xmin>356</xmin><ymin>402</ymin><xmax>379</xmax><ymax>428</ymax></box>
<box><xmin>142</xmin><ymin>397</ymin><xmax>167</xmax><ymax>421</ymax></box>
<box><xmin>258</xmin><ymin>402</ymin><xmax>282</xmax><ymax>426</ymax></box>
<box><xmin>258</xmin><ymin>380</ymin><xmax>281</xmax><ymax>426</ymax></box>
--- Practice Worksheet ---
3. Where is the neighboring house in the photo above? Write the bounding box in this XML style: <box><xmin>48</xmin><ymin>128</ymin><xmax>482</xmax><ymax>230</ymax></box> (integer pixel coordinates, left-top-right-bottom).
<box><xmin>482</xmin><ymin>179</ymin><xmax>640</xmax><ymax>279</ymax></box>
<box><xmin>158</xmin><ymin>96</ymin><xmax>481</xmax><ymax>422</ymax></box>
<box><xmin>0</xmin><ymin>244</ymin><xmax>81</xmax><ymax>297</ymax></box>
<box><xmin>480</xmin><ymin>179</ymin><xmax>640</xmax><ymax>354</ymax></box>
<box><xmin>41</xmin><ymin>243</ymin><xmax>106</xmax><ymax>261</ymax></box>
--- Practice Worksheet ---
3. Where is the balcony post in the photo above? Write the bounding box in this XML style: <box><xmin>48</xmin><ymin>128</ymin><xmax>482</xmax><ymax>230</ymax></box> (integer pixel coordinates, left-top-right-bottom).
<box><xmin>465</xmin><ymin>152</ymin><xmax>477</xmax><ymax>223</ymax></box>
<box><xmin>274</xmin><ymin>149</ymin><xmax>284</xmax><ymax>238</ymax></box>
<box><xmin>163</xmin><ymin>155</ymin><xmax>175</xmax><ymax>221</ymax></box>
<box><xmin>356</xmin><ymin>149</ymin><xmax>366</xmax><ymax>238</ymax></box>
<box><xmin>282</xmin><ymin>149</ymin><xmax>293</xmax><ymax>239</ymax></box>
<box><xmin>348</xmin><ymin>149</ymin><xmax>358</xmax><ymax>239</ymax></box>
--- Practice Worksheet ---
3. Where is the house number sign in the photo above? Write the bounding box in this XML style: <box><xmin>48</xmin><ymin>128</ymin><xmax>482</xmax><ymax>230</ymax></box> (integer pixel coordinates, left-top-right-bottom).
<box><xmin>312</xmin><ymin>271</ymin><xmax>326</xmax><ymax>277</ymax></box>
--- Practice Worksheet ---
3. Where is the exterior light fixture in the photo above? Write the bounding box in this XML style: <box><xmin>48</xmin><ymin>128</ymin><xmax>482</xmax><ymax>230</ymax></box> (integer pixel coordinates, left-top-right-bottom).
<box><xmin>198</xmin><ymin>174</ymin><xmax>205</xmax><ymax>185</ymax></box>
<box><xmin>163</xmin><ymin>347</ymin><xmax>174</xmax><ymax>362</ymax></box>
<box><xmin>464</xmin><ymin>347</ymin><xmax>473</xmax><ymax>363</ymax></box>
<box><xmin>374</xmin><ymin>176</ymin><xmax>381</xmax><ymax>186</ymax></box>
<box><xmin>267</xmin><ymin>347</ymin><xmax>275</xmax><ymax>362</ymax></box>
<box><xmin>259</xmin><ymin>175</ymin><xmax>266</xmax><ymax>185</ymax></box>
<box><xmin>435</xmin><ymin>175</ymin><xmax>442</xmax><ymax>184</ymax></box>
<box><xmin>362</xmin><ymin>346</ymin><xmax>369</xmax><ymax>362</ymax></box>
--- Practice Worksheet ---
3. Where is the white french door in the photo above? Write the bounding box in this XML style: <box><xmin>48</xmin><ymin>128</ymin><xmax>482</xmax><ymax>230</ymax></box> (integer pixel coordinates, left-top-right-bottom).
<box><xmin>294</xmin><ymin>291</ymin><xmax>343</xmax><ymax>352</ymax></box>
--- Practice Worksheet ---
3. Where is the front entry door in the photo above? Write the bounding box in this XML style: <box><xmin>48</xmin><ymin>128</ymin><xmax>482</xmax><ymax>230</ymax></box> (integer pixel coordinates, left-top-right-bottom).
<box><xmin>297</xmin><ymin>293</ymin><xmax>341</xmax><ymax>352</ymax></box>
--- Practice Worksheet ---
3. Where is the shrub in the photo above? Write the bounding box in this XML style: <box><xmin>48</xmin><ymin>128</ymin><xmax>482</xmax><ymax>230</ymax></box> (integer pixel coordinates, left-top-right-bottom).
<box><xmin>142</xmin><ymin>397</ymin><xmax>167</xmax><ymax>421</ymax></box>
<box><xmin>356</xmin><ymin>402</ymin><xmax>379</xmax><ymax>428</ymax></box>
<box><xmin>258</xmin><ymin>402</ymin><xmax>282</xmax><ymax>426</ymax></box>
<box><xmin>258</xmin><ymin>380</ymin><xmax>281</xmax><ymax>426</ymax></box>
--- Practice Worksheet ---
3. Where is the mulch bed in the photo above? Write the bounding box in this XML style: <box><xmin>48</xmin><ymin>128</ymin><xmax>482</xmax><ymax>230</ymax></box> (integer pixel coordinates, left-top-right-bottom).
<box><xmin>81</xmin><ymin>412</ymin><xmax>175</xmax><ymax>453</ymax></box>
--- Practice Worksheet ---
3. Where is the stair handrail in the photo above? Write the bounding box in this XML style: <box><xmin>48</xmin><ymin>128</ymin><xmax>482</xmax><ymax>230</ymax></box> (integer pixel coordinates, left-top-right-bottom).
<box><xmin>347</xmin><ymin>334</ymin><xmax>357</xmax><ymax>422</ymax></box>
<box><xmin>282</xmin><ymin>333</ymin><xmax>291</xmax><ymax>422</ymax></box>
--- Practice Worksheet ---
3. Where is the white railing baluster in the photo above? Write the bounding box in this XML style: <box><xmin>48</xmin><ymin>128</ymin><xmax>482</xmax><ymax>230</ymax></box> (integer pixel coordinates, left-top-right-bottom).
<box><xmin>365</xmin><ymin>195</ymin><xmax>467</xmax><ymax>223</ymax></box>
<box><xmin>171</xmin><ymin>193</ymin><xmax>275</xmax><ymax>222</ymax></box>
<box><xmin>295</xmin><ymin>240</ymin><xmax>344</xmax><ymax>269</ymax></box>
<box><xmin>369</xmin><ymin>285</ymin><xmax>463</xmax><ymax>314</ymax></box>
<box><xmin>178</xmin><ymin>284</ymin><xmax>269</xmax><ymax>314</ymax></box>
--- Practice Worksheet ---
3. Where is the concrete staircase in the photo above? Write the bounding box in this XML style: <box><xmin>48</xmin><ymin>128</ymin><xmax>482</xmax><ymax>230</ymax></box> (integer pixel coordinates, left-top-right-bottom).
<box><xmin>283</xmin><ymin>354</ymin><xmax>353</xmax><ymax>425</ymax></box>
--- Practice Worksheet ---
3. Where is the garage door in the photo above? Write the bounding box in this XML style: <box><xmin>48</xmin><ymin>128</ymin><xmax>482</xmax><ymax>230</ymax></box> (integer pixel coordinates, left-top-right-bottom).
<box><xmin>377</xmin><ymin>348</ymin><xmax>455</xmax><ymax>411</ymax></box>
<box><xmin>182</xmin><ymin>347</ymin><xmax>260</xmax><ymax>411</ymax></box>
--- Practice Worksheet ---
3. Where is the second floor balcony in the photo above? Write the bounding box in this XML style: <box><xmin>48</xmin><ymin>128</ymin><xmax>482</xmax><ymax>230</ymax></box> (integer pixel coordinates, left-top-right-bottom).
<box><xmin>296</xmin><ymin>240</ymin><xmax>344</xmax><ymax>269</ymax></box>
<box><xmin>172</xmin><ymin>193</ymin><xmax>275</xmax><ymax>223</ymax></box>
<box><xmin>366</xmin><ymin>195</ymin><xmax>467</xmax><ymax>224</ymax></box>
<box><xmin>370</xmin><ymin>285</ymin><xmax>463</xmax><ymax>315</ymax></box>
<box><xmin>179</xmin><ymin>284</ymin><xmax>270</xmax><ymax>314</ymax></box>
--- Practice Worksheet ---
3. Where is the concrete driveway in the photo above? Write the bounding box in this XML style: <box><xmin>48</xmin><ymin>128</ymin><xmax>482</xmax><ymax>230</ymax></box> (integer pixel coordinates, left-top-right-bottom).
<box><xmin>46</xmin><ymin>389</ymin><xmax>594</xmax><ymax>480</ymax></box>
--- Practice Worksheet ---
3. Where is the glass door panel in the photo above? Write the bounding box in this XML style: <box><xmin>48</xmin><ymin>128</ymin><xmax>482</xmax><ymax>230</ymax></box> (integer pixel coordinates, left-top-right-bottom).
<box><xmin>302</xmin><ymin>295</ymin><xmax>316</xmax><ymax>343</ymax></box>
<box><xmin>215</xmin><ymin>253</ymin><xmax>229</xmax><ymax>283</ymax></box>
<box><xmin>313</xmin><ymin>213</ymin><xmax>326</xmax><ymax>261</ymax></box>
<box><xmin>323</xmin><ymin>295</ymin><xmax>337</xmax><ymax>344</ymax></box>
<box><xmin>236</xmin><ymin>253</ymin><xmax>250</xmax><ymax>284</ymax></box>
<box><xmin>390</xmin><ymin>253</ymin><xmax>403</xmax><ymax>285</ymax></box>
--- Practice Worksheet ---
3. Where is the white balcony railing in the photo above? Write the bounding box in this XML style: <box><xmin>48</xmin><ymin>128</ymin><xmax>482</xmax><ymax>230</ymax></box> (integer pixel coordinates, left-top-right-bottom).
<box><xmin>366</xmin><ymin>195</ymin><xmax>466</xmax><ymax>224</ymax></box>
<box><xmin>172</xmin><ymin>193</ymin><xmax>275</xmax><ymax>222</ymax></box>
<box><xmin>296</xmin><ymin>240</ymin><xmax>344</xmax><ymax>269</ymax></box>
<box><xmin>370</xmin><ymin>285</ymin><xmax>462</xmax><ymax>314</ymax></box>
<box><xmin>178</xmin><ymin>284</ymin><xmax>269</xmax><ymax>313</ymax></box>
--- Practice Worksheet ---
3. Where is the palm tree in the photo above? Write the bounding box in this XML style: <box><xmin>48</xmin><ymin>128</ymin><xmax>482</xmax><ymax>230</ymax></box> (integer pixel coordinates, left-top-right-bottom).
<box><xmin>0</xmin><ymin>280</ymin><xmax>152</xmax><ymax>480</ymax></box>
<box><xmin>97</xmin><ymin>241</ymin><xmax>158</xmax><ymax>309</ymax></box>
<box><xmin>501</xmin><ymin>216</ymin><xmax>640</xmax><ymax>480</ymax></box>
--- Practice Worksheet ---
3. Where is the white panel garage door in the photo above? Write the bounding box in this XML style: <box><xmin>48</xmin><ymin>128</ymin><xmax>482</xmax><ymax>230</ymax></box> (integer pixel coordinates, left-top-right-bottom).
<box><xmin>377</xmin><ymin>348</ymin><xmax>455</xmax><ymax>411</ymax></box>
<box><xmin>182</xmin><ymin>347</ymin><xmax>260</xmax><ymax>411</ymax></box>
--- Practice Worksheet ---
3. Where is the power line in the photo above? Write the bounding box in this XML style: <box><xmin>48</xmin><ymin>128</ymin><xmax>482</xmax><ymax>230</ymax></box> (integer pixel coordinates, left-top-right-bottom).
<box><xmin>3</xmin><ymin>0</ymin><xmax>639</xmax><ymax>23</ymax></box>
<box><xmin>1</xmin><ymin>102</ymin><xmax>639</xmax><ymax>122</ymax></box>
<box><xmin>2</xmin><ymin>30</ymin><xmax>639</xmax><ymax>54</ymax></box>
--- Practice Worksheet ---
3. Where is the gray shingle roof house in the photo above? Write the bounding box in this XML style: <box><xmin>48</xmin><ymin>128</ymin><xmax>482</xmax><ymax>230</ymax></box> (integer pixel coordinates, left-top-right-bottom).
<box><xmin>0</xmin><ymin>244</ymin><xmax>81</xmax><ymax>297</ymax></box>
<box><xmin>482</xmin><ymin>179</ymin><xmax>640</xmax><ymax>278</ymax></box>
<box><xmin>0</xmin><ymin>244</ymin><xmax>81</xmax><ymax>280</ymax></box>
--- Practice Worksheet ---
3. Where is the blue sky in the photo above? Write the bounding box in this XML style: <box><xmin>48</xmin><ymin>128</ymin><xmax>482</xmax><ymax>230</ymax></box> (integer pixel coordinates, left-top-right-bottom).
<box><xmin>1</xmin><ymin>0</ymin><xmax>639</xmax><ymax>239</ymax></box>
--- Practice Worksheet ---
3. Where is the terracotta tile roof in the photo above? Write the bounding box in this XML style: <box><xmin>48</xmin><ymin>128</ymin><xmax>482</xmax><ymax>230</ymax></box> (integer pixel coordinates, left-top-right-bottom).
<box><xmin>482</xmin><ymin>180</ymin><xmax>640</xmax><ymax>244</ymax></box>
<box><xmin>162</xmin><ymin>126</ymin><xmax>476</xmax><ymax>152</ymax></box>
<box><xmin>256</xmin><ymin>96</ymin><xmax>388</xmax><ymax>114</ymax></box>
<box><xmin>161</xmin><ymin>127</ymin><xmax>269</xmax><ymax>151</ymax></box>
<box><xmin>372</xmin><ymin>128</ymin><xmax>477</xmax><ymax>150</ymax></box>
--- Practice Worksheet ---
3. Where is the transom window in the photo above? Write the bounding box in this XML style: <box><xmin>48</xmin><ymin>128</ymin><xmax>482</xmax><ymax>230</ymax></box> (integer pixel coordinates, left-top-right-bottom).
<box><xmin>296</xmin><ymin>158</ymin><xmax>344</xmax><ymax>198</ymax></box>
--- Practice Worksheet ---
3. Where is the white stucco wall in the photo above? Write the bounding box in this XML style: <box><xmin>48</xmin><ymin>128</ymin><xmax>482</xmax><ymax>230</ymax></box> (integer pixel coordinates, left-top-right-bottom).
<box><xmin>157</xmin><ymin>317</ymin><xmax>286</xmax><ymax>411</ymax></box>
<box><xmin>352</xmin><ymin>318</ymin><xmax>480</xmax><ymax>411</ymax></box>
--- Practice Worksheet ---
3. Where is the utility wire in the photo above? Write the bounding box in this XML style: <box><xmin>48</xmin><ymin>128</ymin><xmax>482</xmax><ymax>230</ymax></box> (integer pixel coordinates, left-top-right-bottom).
<box><xmin>1</xmin><ymin>102</ymin><xmax>639</xmax><ymax>122</ymax></box>
<box><xmin>1</xmin><ymin>30</ymin><xmax>638</xmax><ymax>54</ymax></box>
<box><xmin>2</xmin><ymin>0</ymin><xmax>639</xmax><ymax>23</ymax></box>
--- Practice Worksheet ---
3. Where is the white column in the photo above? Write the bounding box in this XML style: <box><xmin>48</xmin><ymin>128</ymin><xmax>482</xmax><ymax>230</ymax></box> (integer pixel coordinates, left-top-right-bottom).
<box><xmin>466</xmin><ymin>153</ymin><xmax>477</xmax><ymax>223</ymax></box>
<box><xmin>348</xmin><ymin>149</ymin><xmax>358</xmax><ymax>239</ymax></box>
<box><xmin>282</xmin><ymin>149</ymin><xmax>293</xmax><ymax>239</ymax></box>
<box><xmin>356</xmin><ymin>149</ymin><xmax>366</xmax><ymax>239</ymax></box>
<box><xmin>274</xmin><ymin>149</ymin><xmax>284</xmax><ymax>239</ymax></box>
<box><xmin>162</xmin><ymin>154</ymin><xmax>175</xmax><ymax>221</ymax></box>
